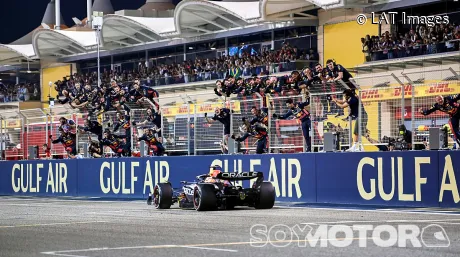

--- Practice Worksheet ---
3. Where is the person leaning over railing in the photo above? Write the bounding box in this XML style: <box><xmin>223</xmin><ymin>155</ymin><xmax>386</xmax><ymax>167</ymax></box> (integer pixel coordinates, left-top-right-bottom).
<box><xmin>419</xmin><ymin>94</ymin><xmax>460</xmax><ymax>147</ymax></box>
<box><xmin>132</xmin><ymin>107</ymin><xmax>162</xmax><ymax>142</ymax></box>
<box><xmin>325</xmin><ymin>59</ymin><xmax>355</xmax><ymax>89</ymax></box>
<box><xmin>100</xmin><ymin>129</ymin><xmax>130</xmax><ymax>158</ymax></box>
<box><xmin>50</xmin><ymin>128</ymin><xmax>77</xmax><ymax>158</ymax></box>
<box><xmin>77</xmin><ymin>118</ymin><xmax>103</xmax><ymax>142</ymax></box>
<box><xmin>137</xmin><ymin>128</ymin><xmax>165</xmax><ymax>156</ymax></box>
<box><xmin>111</xmin><ymin>112</ymin><xmax>132</xmax><ymax>156</ymax></box>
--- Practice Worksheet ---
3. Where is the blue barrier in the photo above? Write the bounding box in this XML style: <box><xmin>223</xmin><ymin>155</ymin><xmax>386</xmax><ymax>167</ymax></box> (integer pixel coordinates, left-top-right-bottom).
<box><xmin>437</xmin><ymin>152</ymin><xmax>460</xmax><ymax>208</ymax></box>
<box><xmin>2</xmin><ymin>160</ymin><xmax>78</xmax><ymax>196</ymax></box>
<box><xmin>0</xmin><ymin>151</ymin><xmax>459</xmax><ymax>207</ymax></box>
<box><xmin>316</xmin><ymin>151</ymin><xmax>439</xmax><ymax>207</ymax></box>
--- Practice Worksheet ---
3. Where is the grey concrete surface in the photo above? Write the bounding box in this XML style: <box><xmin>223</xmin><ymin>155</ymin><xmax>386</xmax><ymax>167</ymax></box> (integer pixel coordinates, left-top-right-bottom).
<box><xmin>0</xmin><ymin>197</ymin><xmax>459</xmax><ymax>257</ymax></box>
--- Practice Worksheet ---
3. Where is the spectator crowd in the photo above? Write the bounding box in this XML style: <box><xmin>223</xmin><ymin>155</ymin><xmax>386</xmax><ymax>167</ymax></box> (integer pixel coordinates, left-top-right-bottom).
<box><xmin>361</xmin><ymin>23</ymin><xmax>460</xmax><ymax>62</ymax></box>
<box><xmin>81</xmin><ymin>44</ymin><xmax>317</xmax><ymax>87</ymax></box>
<box><xmin>0</xmin><ymin>82</ymin><xmax>40</xmax><ymax>103</ymax></box>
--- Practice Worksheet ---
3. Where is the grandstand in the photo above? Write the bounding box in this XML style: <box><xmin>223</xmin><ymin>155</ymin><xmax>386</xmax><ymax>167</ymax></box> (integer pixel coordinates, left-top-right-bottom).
<box><xmin>0</xmin><ymin>0</ymin><xmax>459</xmax><ymax>159</ymax></box>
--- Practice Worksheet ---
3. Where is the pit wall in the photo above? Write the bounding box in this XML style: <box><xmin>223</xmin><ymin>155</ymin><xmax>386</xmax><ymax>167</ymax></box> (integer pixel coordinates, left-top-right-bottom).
<box><xmin>1</xmin><ymin>151</ymin><xmax>459</xmax><ymax>208</ymax></box>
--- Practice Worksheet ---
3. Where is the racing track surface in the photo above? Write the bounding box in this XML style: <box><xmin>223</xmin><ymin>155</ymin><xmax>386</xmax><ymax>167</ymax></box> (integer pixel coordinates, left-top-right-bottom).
<box><xmin>1</xmin><ymin>197</ymin><xmax>460</xmax><ymax>257</ymax></box>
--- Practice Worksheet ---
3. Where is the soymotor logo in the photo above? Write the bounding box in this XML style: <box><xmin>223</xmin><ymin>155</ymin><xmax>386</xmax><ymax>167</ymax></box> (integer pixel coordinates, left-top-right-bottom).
<box><xmin>250</xmin><ymin>224</ymin><xmax>450</xmax><ymax>248</ymax></box>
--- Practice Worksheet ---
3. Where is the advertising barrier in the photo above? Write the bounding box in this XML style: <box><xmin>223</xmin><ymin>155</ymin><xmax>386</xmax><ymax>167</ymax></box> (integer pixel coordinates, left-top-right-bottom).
<box><xmin>0</xmin><ymin>151</ymin><xmax>459</xmax><ymax>207</ymax></box>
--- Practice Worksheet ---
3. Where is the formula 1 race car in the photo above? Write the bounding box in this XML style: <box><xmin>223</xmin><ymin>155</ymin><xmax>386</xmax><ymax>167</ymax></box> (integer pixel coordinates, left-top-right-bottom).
<box><xmin>147</xmin><ymin>170</ymin><xmax>275</xmax><ymax>211</ymax></box>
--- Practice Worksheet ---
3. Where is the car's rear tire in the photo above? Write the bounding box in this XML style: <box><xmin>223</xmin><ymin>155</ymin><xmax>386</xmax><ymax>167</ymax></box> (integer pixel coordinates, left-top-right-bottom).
<box><xmin>193</xmin><ymin>184</ymin><xmax>217</xmax><ymax>211</ymax></box>
<box><xmin>254</xmin><ymin>182</ymin><xmax>275</xmax><ymax>209</ymax></box>
<box><xmin>152</xmin><ymin>183</ymin><xmax>173</xmax><ymax>209</ymax></box>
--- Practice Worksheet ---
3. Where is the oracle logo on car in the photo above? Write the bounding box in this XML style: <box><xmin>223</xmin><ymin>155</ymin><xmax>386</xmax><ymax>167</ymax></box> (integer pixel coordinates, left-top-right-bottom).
<box><xmin>210</xmin><ymin>158</ymin><xmax>302</xmax><ymax>199</ymax></box>
<box><xmin>221</xmin><ymin>172</ymin><xmax>259</xmax><ymax>178</ymax></box>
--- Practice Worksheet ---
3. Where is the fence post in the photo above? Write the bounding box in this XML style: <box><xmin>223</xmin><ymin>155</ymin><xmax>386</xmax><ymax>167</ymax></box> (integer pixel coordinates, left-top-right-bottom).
<box><xmin>309</xmin><ymin>94</ymin><xmax>315</xmax><ymax>152</ymax></box>
<box><xmin>18</xmin><ymin>111</ymin><xmax>25</xmax><ymax>160</ymax></box>
<box><xmin>411</xmin><ymin>84</ymin><xmax>415</xmax><ymax>150</ymax></box>
<box><xmin>348</xmin><ymin>117</ymin><xmax>353</xmax><ymax>150</ymax></box>
<box><xmin>130</xmin><ymin>109</ymin><xmax>134</xmax><ymax>153</ymax></box>
<box><xmin>358</xmin><ymin>88</ymin><xmax>362</xmax><ymax>150</ymax></box>
<box><xmin>45</xmin><ymin>113</ymin><xmax>49</xmax><ymax>149</ymax></box>
<box><xmin>0</xmin><ymin>116</ymin><xmax>3</xmax><ymax>160</ymax></box>
<box><xmin>27</xmin><ymin>120</ymin><xmax>30</xmax><ymax>160</ymax></box>
<box><xmin>160</xmin><ymin>106</ymin><xmax>164</xmax><ymax>152</ymax></box>
<box><xmin>402</xmin><ymin>72</ymin><xmax>415</xmax><ymax>150</ymax></box>
<box><xmin>74</xmin><ymin>113</ymin><xmax>79</xmax><ymax>156</ymax></box>
<box><xmin>194</xmin><ymin>104</ymin><xmax>197</xmax><ymax>156</ymax></box>
<box><xmin>401</xmin><ymin>84</ymin><xmax>405</xmax><ymax>131</ymax></box>
<box><xmin>263</xmin><ymin>95</ymin><xmax>270</xmax><ymax>152</ymax></box>
<box><xmin>187</xmin><ymin>103</ymin><xmax>191</xmax><ymax>156</ymax></box>
<box><xmin>231</xmin><ymin>98</ymin><xmax>235</xmax><ymax>154</ymax></box>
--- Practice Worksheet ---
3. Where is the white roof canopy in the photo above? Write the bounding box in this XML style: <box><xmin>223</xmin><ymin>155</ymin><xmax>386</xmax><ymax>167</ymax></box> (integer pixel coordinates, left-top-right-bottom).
<box><xmin>26</xmin><ymin>0</ymin><xmax>322</xmax><ymax>58</ymax></box>
<box><xmin>102</xmin><ymin>15</ymin><xmax>173</xmax><ymax>48</ymax></box>
<box><xmin>33</xmin><ymin>29</ymin><xmax>97</xmax><ymax>58</ymax></box>
<box><xmin>173</xmin><ymin>0</ymin><xmax>260</xmax><ymax>37</ymax></box>
<box><xmin>0</xmin><ymin>44</ymin><xmax>36</xmax><ymax>65</ymax></box>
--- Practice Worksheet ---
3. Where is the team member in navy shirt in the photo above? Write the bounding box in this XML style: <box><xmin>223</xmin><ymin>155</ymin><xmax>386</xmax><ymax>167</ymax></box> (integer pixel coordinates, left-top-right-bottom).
<box><xmin>232</xmin><ymin>124</ymin><xmax>268</xmax><ymax>154</ymax></box>
<box><xmin>273</xmin><ymin>98</ymin><xmax>311</xmax><ymax>152</ymax></box>
<box><xmin>332</xmin><ymin>89</ymin><xmax>368</xmax><ymax>151</ymax></box>
<box><xmin>205</xmin><ymin>107</ymin><xmax>231</xmax><ymax>153</ymax></box>
<box><xmin>78</xmin><ymin>119</ymin><xmax>103</xmax><ymax>141</ymax></box>
<box><xmin>420</xmin><ymin>94</ymin><xmax>460</xmax><ymax>146</ymax></box>
<box><xmin>246</xmin><ymin>106</ymin><xmax>269</xmax><ymax>128</ymax></box>
<box><xmin>133</xmin><ymin>108</ymin><xmax>162</xmax><ymax>140</ymax></box>
<box><xmin>326</xmin><ymin>59</ymin><xmax>354</xmax><ymax>88</ymax></box>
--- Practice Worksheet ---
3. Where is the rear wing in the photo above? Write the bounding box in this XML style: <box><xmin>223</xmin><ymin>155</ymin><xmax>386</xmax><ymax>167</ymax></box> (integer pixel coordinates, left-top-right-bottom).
<box><xmin>215</xmin><ymin>171</ymin><xmax>263</xmax><ymax>181</ymax></box>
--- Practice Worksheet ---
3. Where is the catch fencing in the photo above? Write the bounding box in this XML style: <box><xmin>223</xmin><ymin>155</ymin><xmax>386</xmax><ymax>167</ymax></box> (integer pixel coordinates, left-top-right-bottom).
<box><xmin>1</xmin><ymin>80</ymin><xmax>460</xmax><ymax>159</ymax></box>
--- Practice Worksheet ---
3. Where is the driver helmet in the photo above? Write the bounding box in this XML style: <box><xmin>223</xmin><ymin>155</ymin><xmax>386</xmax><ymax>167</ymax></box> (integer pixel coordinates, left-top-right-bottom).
<box><xmin>209</xmin><ymin>165</ymin><xmax>222</xmax><ymax>177</ymax></box>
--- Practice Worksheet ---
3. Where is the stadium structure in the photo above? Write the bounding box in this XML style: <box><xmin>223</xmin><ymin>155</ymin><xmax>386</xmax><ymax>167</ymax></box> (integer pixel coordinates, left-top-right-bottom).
<box><xmin>2</xmin><ymin>2</ymin><xmax>460</xmax><ymax>256</ymax></box>
<box><xmin>0</xmin><ymin>0</ymin><xmax>459</xmax><ymax>158</ymax></box>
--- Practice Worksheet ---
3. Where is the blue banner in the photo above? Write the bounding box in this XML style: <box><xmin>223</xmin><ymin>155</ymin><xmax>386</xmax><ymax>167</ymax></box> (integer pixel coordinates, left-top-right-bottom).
<box><xmin>73</xmin><ymin>154</ymin><xmax>314</xmax><ymax>201</ymax></box>
<box><xmin>0</xmin><ymin>160</ymin><xmax>78</xmax><ymax>196</ymax></box>
<box><xmin>316</xmin><ymin>151</ymin><xmax>439</xmax><ymax>207</ymax></box>
<box><xmin>438</xmin><ymin>152</ymin><xmax>460</xmax><ymax>207</ymax></box>
<box><xmin>0</xmin><ymin>152</ymin><xmax>459</xmax><ymax>208</ymax></box>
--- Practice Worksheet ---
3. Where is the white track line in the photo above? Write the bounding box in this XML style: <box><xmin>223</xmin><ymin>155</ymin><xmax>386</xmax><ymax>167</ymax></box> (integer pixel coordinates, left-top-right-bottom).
<box><xmin>300</xmin><ymin>219</ymin><xmax>460</xmax><ymax>226</ymax></box>
<box><xmin>40</xmin><ymin>238</ymin><xmax>373</xmax><ymax>255</ymax></box>
<box><xmin>277</xmin><ymin>205</ymin><xmax>460</xmax><ymax>216</ymax></box>
<box><xmin>42</xmin><ymin>253</ymin><xmax>90</xmax><ymax>257</ymax></box>
<box><xmin>179</xmin><ymin>246</ymin><xmax>238</xmax><ymax>252</ymax></box>
<box><xmin>0</xmin><ymin>221</ymin><xmax>108</xmax><ymax>229</ymax></box>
